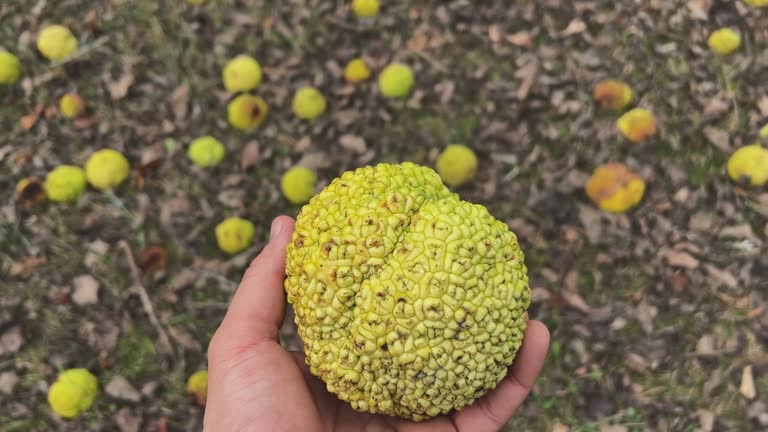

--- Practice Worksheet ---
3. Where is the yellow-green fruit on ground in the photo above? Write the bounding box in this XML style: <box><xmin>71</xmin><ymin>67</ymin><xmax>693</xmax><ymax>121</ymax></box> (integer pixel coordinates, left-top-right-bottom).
<box><xmin>0</xmin><ymin>51</ymin><xmax>21</xmax><ymax>84</ymax></box>
<box><xmin>223</xmin><ymin>55</ymin><xmax>262</xmax><ymax>93</ymax></box>
<box><xmin>285</xmin><ymin>163</ymin><xmax>530</xmax><ymax>420</ymax></box>
<box><xmin>744</xmin><ymin>0</ymin><xmax>768</xmax><ymax>7</ymax></box>
<box><xmin>436</xmin><ymin>145</ymin><xmax>478</xmax><ymax>187</ymax></box>
<box><xmin>45</xmin><ymin>165</ymin><xmax>87</xmax><ymax>202</ymax></box>
<box><xmin>59</xmin><ymin>93</ymin><xmax>85</xmax><ymax>118</ymax></box>
<box><xmin>215</xmin><ymin>217</ymin><xmax>256</xmax><ymax>254</ymax></box>
<box><xmin>227</xmin><ymin>94</ymin><xmax>268</xmax><ymax>131</ymax></box>
<box><xmin>186</xmin><ymin>370</ymin><xmax>208</xmax><ymax>406</ymax></box>
<box><xmin>352</xmin><ymin>0</ymin><xmax>380</xmax><ymax>17</ymax></box>
<box><xmin>378</xmin><ymin>63</ymin><xmax>414</xmax><ymax>98</ymax></box>
<box><xmin>188</xmin><ymin>136</ymin><xmax>225</xmax><ymax>168</ymax></box>
<box><xmin>292</xmin><ymin>87</ymin><xmax>327</xmax><ymax>120</ymax></box>
<box><xmin>344</xmin><ymin>58</ymin><xmax>372</xmax><ymax>84</ymax></box>
<box><xmin>727</xmin><ymin>144</ymin><xmax>768</xmax><ymax>187</ymax></box>
<box><xmin>37</xmin><ymin>25</ymin><xmax>78</xmax><ymax>61</ymax></box>
<box><xmin>708</xmin><ymin>28</ymin><xmax>741</xmax><ymax>56</ymax></box>
<box><xmin>85</xmin><ymin>149</ymin><xmax>130</xmax><ymax>190</ymax></box>
<box><xmin>47</xmin><ymin>369</ymin><xmax>98</xmax><ymax>419</ymax></box>
<box><xmin>281</xmin><ymin>166</ymin><xmax>317</xmax><ymax>204</ymax></box>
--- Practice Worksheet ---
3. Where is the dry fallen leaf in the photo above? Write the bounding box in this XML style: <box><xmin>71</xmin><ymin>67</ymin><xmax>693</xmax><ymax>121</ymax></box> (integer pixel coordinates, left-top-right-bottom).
<box><xmin>136</xmin><ymin>246</ymin><xmax>168</xmax><ymax>275</ymax></box>
<box><xmin>71</xmin><ymin>274</ymin><xmax>100</xmax><ymax>305</ymax></box>
<box><xmin>0</xmin><ymin>325</ymin><xmax>23</xmax><ymax>356</ymax></box>
<box><xmin>663</xmin><ymin>249</ymin><xmax>700</xmax><ymax>269</ymax></box>
<box><xmin>9</xmin><ymin>256</ymin><xmax>47</xmax><ymax>277</ymax></box>
<box><xmin>505</xmin><ymin>31</ymin><xmax>532</xmax><ymax>47</ymax></box>
<box><xmin>561</xmin><ymin>18</ymin><xmax>586</xmax><ymax>37</ymax></box>
<box><xmin>739</xmin><ymin>365</ymin><xmax>756</xmax><ymax>400</ymax></box>
<box><xmin>19</xmin><ymin>105</ymin><xmax>44</xmax><ymax>130</ymax></box>
<box><xmin>170</xmin><ymin>83</ymin><xmax>190</xmax><ymax>123</ymax></box>
<box><xmin>105</xmin><ymin>66</ymin><xmax>135</xmax><ymax>100</ymax></box>
<box><xmin>339</xmin><ymin>134</ymin><xmax>367</xmax><ymax>154</ymax></box>
<box><xmin>515</xmin><ymin>60</ymin><xmax>538</xmax><ymax>100</ymax></box>
<box><xmin>240</xmin><ymin>140</ymin><xmax>261</xmax><ymax>171</ymax></box>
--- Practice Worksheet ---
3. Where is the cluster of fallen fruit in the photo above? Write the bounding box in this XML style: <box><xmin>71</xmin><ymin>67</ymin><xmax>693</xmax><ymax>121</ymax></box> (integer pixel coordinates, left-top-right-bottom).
<box><xmin>3</xmin><ymin>0</ymin><xmax>768</xmax><ymax>423</ymax></box>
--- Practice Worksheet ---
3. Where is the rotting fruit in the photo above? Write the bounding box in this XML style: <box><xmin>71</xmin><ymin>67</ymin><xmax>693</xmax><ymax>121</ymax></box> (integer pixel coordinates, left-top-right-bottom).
<box><xmin>284</xmin><ymin>162</ymin><xmax>530</xmax><ymax>420</ymax></box>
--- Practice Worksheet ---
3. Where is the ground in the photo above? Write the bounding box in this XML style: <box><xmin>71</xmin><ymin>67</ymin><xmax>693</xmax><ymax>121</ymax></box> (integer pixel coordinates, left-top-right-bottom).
<box><xmin>1</xmin><ymin>0</ymin><xmax>767</xmax><ymax>431</ymax></box>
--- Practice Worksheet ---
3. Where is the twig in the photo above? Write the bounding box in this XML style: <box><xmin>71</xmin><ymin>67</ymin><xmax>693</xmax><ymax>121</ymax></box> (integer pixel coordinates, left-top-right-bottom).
<box><xmin>49</xmin><ymin>35</ymin><xmax>110</xmax><ymax>68</ymax></box>
<box><xmin>119</xmin><ymin>240</ymin><xmax>173</xmax><ymax>355</ymax></box>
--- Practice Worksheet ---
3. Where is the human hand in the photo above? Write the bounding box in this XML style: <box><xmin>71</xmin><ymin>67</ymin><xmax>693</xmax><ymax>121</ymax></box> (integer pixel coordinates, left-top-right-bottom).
<box><xmin>205</xmin><ymin>216</ymin><xmax>550</xmax><ymax>432</ymax></box>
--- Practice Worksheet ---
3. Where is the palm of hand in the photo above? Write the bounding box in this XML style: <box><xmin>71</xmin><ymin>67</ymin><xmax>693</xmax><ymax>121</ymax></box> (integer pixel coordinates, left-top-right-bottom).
<box><xmin>205</xmin><ymin>217</ymin><xmax>549</xmax><ymax>432</ymax></box>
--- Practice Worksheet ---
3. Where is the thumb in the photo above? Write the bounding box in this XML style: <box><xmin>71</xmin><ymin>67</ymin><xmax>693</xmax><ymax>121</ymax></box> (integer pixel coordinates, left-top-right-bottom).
<box><xmin>213</xmin><ymin>216</ymin><xmax>295</xmax><ymax>348</ymax></box>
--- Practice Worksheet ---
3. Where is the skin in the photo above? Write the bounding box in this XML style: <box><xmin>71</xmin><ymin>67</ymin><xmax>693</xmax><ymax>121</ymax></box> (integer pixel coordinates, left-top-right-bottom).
<box><xmin>206</xmin><ymin>216</ymin><xmax>550</xmax><ymax>432</ymax></box>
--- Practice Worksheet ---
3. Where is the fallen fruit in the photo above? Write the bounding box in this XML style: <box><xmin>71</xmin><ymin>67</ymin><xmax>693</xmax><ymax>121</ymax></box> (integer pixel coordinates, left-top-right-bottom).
<box><xmin>436</xmin><ymin>145</ymin><xmax>478</xmax><ymax>187</ymax></box>
<box><xmin>59</xmin><ymin>93</ymin><xmax>85</xmax><ymax>118</ymax></box>
<box><xmin>593</xmin><ymin>79</ymin><xmax>633</xmax><ymax>111</ymax></box>
<box><xmin>215</xmin><ymin>217</ymin><xmax>256</xmax><ymax>254</ymax></box>
<box><xmin>47</xmin><ymin>368</ymin><xmax>98</xmax><ymax>419</ymax></box>
<box><xmin>727</xmin><ymin>144</ymin><xmax>768</xmax><ymax>187</ymax></box>
<box><xmin>188</xmin><ymin>136</ymin><xmax>225</xmax><ymax>168</ymax></box>
<box><xmin>344</xmin><ymin>58</ymin><xmax>372</xmax><ymax>84</ymax></box>
<box><xmin>222</xmin><ymin>55</ymin><xmax>262</xmax><ymax>93</ymax></box>
<box><xmin>292</xmin><ymin>86</ymin><xmax>327</xmax><ymax>120</ymax></box>
<box><xmin>227</xmin><ymin>94</ymin><xmax>268</xmax><ymax>131</ymax></box>
<box><xmin>37</xmin><ymin>25</ymin><xmax>78</xmax><ymax>61</ymax></box>
<box><xmin>186</xmin><ymin>370</ymin><xmax>208</xmax><ymax>406</ymax></box>
<box><xmin>616</xmin><ymin>108</ymin><xmax>657</xmax><ymax>143</ymax></box>
<box><xmin>281</xmin><ymin>166</ymin><xmax>317</xmax><ymax>204</ymax></box>
<box><xmin>708</xmin><ymin>28</ymin><xmax>741</xmax><ymax>56</ymax></box>
<box><xmin>85</xmin><ymin>149</ymin><xmax>131</xmax><ymax>190</ymax></box>
<box><xmin>45</xmin><ymin>165</ymin><xmax>87</xmax><ymax>202</ymax></box>
<box><xmin>0</xmin><ymin>51</ymin><xmax>21</xmax><ymax>84</ymax></box>
<box><xmin>352</xmin><ymin>0</ymin><xmax>380</xmax><ymax>17</ymax></box>
<box><xmin>744</xmin><ymin>0</ymin><xmax>768</xmax><ymax>6</ymax></box>
<box><xmin>378</xmin><ymin>63</ymin><xmax>414</xmax><ymax>98</ymax></box>
<box><xmin>15</xmin><ymin>177</ymin><xmax>46</xmax><ymax>205</ymax></box>
<box><xmin>285</xmin><ymin>162</ymin><xmax>530</xmax><ymax>420</ymax></box>
<box><xmin>585</xmin><ymin>163</ymin><xmax>646</xmax><ymax>213</ymax></box>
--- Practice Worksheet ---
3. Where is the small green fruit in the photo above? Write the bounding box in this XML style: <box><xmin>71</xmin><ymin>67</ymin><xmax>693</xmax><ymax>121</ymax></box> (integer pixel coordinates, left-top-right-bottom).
<box><xmin>47</xmin><ymin>369</ymin><xmax>99</xmax><ymax>419</ymax></box>
<box><xmin>352</xmin><ymin>0</ymin><xmax>380</xmax><ymax>17</ymax></box>
<box><xmin>85</xmin><ymin>149</ymin><xmax>130</xmax><ymax>191</ymax></box>
<box><xmin>281</xmin><ymin>166</ymin><xmax>317</xmax><ymax>204</ymax></box>
<box><xmin>0</xmin><ymin>51</ymin><xmax>21</xmax><ymax>84</ymax></box>
<box><xmin>188</xmin><ymin>136</ymin><xmax>225</xmax><ymax>168</ymax></box>
<box><xmin>215</xmin><ymin>217</ymin><xmax>256</xmax><ymax>254</ymax></box>
<box><xmin>222</xmin><ymin>55</ymin><xmax>262</xmax><ymax>93</ymax></box>
<box><xmin>227</xmin><ymin>94</ymin><xmax>268</xmax><ymax>131</ymax></box>
<box><xmin>37</xmin><ymin>25</ymin><xmax>78</xmax><ymax>61</ymax></box>
<box><xmin>59</xmin><ymin>93</ymin><xmax>85</xmax><ymax>118</ymax></box>
<box><xmin>378</xmin><ymin>63</ymin><xmax>414</xmax><ymax>98</ymax></box>
<box><xmin>436</xmin><ymin>145</ymin><xmax>478</xmax><ymax>187</ymax></box>
<box><xmin>292</xmin><ymin>87</ymin><xmax>327</xmax><ymax>120</ymax></box>
<box><xmin>45</xmin><ymin>165</ymin><xmax>87</xmax><ymax>202</ymax></box>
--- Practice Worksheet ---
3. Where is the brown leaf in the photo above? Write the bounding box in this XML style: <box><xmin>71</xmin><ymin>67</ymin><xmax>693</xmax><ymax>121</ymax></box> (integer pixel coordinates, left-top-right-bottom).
<box><xmin>170</xmin><ymin>84</ymin><xmax>190</xmax><ymax>123</ymax></box>
<box><xmin>758</xmin><ymin>96</ymin><xmax>768</xmax><ymax>117</ymax></box>
<box><xmin>136</xmin><ymin>246</ymin><xmax>168</xmax><ymax>275</ymax></box>
<box><xmin>19</xmin><ymin>105</ymin><xmax>44</xmax><ymax>130</ymax></box>
<box><xmin>663</xmin><ymin>249</ymin><xmax>699</xmax><ymax>269</ymax></box>
<box><xmin>697</xmin><ymin>409</ymin><xmax>715</xmax><ymax>432</ymax></box>
<box><xmin>561</xmin><ymin>19</ymin><xmax>586</xmax><ymax>37</ymax></box>
<box><xmin>9</xmin><ymin>256</ymin><xmax>47</xmax><ymax>277</ymax></box>
<box><xmin>505</xmin><ymin>31</ymin><xmax>532</xmax><ymax>48</ymax></box>
<box><xmin>339</xmin><ymin>134</ymin><xmax>367</xmax><ymax>154</ymax></box>
<box><xmin>73</xmin><ymin>115</ymin><xmax>98</xmax><ymax>129</ymax></box>
<box><xmin>740</xmin><ymin>365</ymin><xmax>756</xmax><ymax>400</ymax></box>
<box><xmin>44</xmin><ymin>105</ymin><xmax>58</xmax><ymax>119</ymax></box>
<box><xmin>703</xmin><ymin>126</ymin><xmax>730</xmax><ymax>152</ymax></box>
<box><xmin>0</xmin><ymin>325</ymin><xmax>23</xmax><ymax>356</ymax></box>
<box><xmin>156</xmin><ymin>417</ymin><xmax>168</xmax><ymax>432</ymax></box>
<box><xmin>240</xmin><ymin>140</ymin><xmax>261</xmax><ymax>171</ymax></box>
<box><xmin>515</xmin><ymin>61</ymin><xmax>538</xmax><ymax>101</ymax></box>
<box><xmin>71</xmin><ymin>274</ymin><xmax>100</xmax><ymax>305</ymax></box>
<box><xmin>105</xmin><ymin>67</ymin><xmax>135</xmax><ymax>100</ymax></box>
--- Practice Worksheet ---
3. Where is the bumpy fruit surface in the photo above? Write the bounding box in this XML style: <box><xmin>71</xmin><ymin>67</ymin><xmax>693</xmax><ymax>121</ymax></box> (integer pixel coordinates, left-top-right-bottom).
<box><xmin>85</xmin><ymin>149</ymin><xmax>130</xmax><ymax>190</ymax></box>
<box><xmin>708</xmin><ymin>28</ymin><xmax>741</xmax><ymax>56</ymax></box>
<box><xmin>378</xmin><ymin>63</ymin><xmax>414</xmax><ymax>98</ymax></box>
<box><xmin>344</xmin><ymin>58</ymin><xmax>372</xmax><ymax>84</ymax></box>
<box><xmin>292</xmin><ymin>87</ymin><xmax>327</xmax><ymax>120</ymax></box>
<box><xmin>285</xmin><ymin>163</ymin><xmax>530</xmax><ymax>420</ymax></box>
<box><xmin>436</xmin><ymin>145</ymin><xmax>478</xmax><ymax>187</ymax></box>
<box><xmin>281</xmin><ymin>166</ymin><xmax>317</xmax><ymax>204</ymax></box>
<box><xmin>37</xmin><ymin>25</ymin><xmax>78</xmax><ymax>61</ymax></box>
<box><xmin>215</xmin><ymin>217</ymin><xmax>255</xmax><ymax>254</ymax></box>
<box><xmin>352</xmin><ymin>0</ymin><xmax>380</xmax><ymax>17</ymax></box>
<box><xmin>727</xmin><ymin>144</ymin><xmax>768</xmax><ymax>187</ymax></box>
<box><xmin>223</xmin><ymin>55</ymin><xmax>262</xmax><ymax>93</ymax></box>
<box><xmin>45</xmin><ymin>165</ymin><xmax>87</xmax><ymax>202</ymax></box>
<box><xmin>186</xmin><ymin>370</ymin><xmax>208</xmax><ymax>406</ymax></box>
<box><xmin>47</xmin><ymin>368</ymin><xmax>98</xmax><ymax>419</ymax></box>
<box><xmin>188</xmin><ymin>136</ymin><xmax>225</xmax><ymax>168</ymax></box>
<box><xmin>0</xmin><ymin>51</ymin><xmax>21</xmax><ymax>84</ymax></box>
<box><xmin>227</xmin><ymin>94</ymin><xmax>268</xmax><ymax>131</ymax></box>
<box><xmin>59</xmin><ymin>93</ymin><xmax>85</xmax><ymax>118</ymax></box>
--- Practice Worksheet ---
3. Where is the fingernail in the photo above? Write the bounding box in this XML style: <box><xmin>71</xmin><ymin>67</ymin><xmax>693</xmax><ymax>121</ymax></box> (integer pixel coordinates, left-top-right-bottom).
<box><xmin>270</xmin><ymin>217</ymin><xmax>284</xmax><ymax>240</ymax></box>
